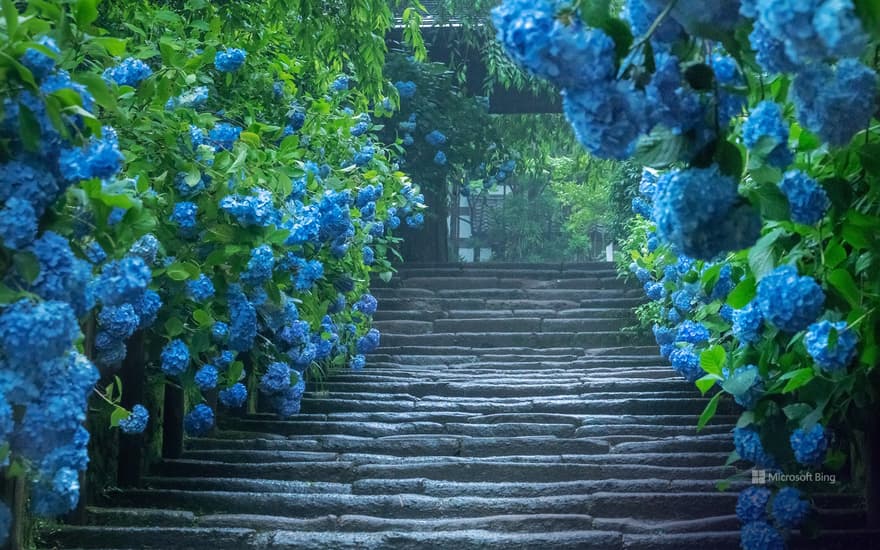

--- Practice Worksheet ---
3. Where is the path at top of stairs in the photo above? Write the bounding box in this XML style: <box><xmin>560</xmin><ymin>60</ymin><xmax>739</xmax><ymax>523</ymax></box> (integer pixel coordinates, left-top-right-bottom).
<box><xmin>40</xmin><ymin>263</ymin><xmax>874</xmax><ymax>550</ymax></box>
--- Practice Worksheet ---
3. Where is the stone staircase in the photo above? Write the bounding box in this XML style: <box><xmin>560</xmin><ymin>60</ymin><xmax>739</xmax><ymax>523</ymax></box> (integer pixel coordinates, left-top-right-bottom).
<box><xmin>41</xmin><ymin>263</ymin><xmax>874</xmax><ymax>549</ymax></box>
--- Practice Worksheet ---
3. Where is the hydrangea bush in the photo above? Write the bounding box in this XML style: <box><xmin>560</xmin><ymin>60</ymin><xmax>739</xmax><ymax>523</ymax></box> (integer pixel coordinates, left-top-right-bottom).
<box><xmin>493</xmin><ymin>1</ymin><xmax>880</xmax><ymax>548</ymax></box>
<box><xmin>0</xmin><ymin>0</ymin><xmax>425</xmax><ymax>540</ymax></box>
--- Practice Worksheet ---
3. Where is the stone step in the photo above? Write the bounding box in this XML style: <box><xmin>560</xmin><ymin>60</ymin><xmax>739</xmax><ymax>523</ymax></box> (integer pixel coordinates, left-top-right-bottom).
<box><xmin>318</xmin><ymin>380</ymin><xmax>695</xmax><ymax>397</ymax></box>
<box><xmin>176</xmin><ymin>450</ymin><xmax>732</xmax><ymax>469</ymax></box>
<box><xmin>379</xmin><ymin>297</ymin><xmax>644</xmax><ymax>311</ymax></box>
<box><xmin>371</xmin><ymin>288</ymin><xmax>643</xmax><ymax>301</ymax></box>
<box><xmin>189</xmin><ymin>435</ymin><xmax>613</xmax><ymax>456</ymax></box>
<box><xmin>256</xmin><ymin>529</ymin><xmax>624</xmax><ymax>550</ymax></box>
<box><xmin>156</xmin><ymin>459</ymin><xmax>735</xmax><ymax>483</ymax></box>
<box><xmin>298</xmin><ymin>397</ymin><xmax>725</xmax><ymax>416</ymax></box>
<box><xmin>195</xmin><ymin>512</ymin><xmax>596</xmax><ymax>533</ymax></box>
<box><xmin>107</xmin><ymin>490</ymin><xmax>741</xmax><ymax>521</ymax></box>
<box><xmin>372</xmin><ymin>308</ymin><xmax>637</xmax><ymax>322</ymax></box>
<box><xmin>303</xmin><ymin>390</ymin><xmax>701</xmax><ymax>403</ymax></box>
<box><xmin>377</xmin><ymin>332</ymin><xmax>650</xmax><ymax>349</ymax></box>
<box><xmin>391</xmin><ymin>276</ymin><xmax>633</xmax><ymax>290</ymax></box>
<box><xmin>84</xmin><ymin>507</ymin><xmax>196</xmax><ymax>527</ymax></box>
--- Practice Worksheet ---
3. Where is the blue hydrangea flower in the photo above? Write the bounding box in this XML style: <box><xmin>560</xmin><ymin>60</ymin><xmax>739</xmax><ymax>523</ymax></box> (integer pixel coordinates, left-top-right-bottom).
<box><xmin>58</xmin><ymin>127</ymin><xmax>124</xmax><ymax>182</ymax></box>
<box><xmin>0</xmin><ymin>299</ymin><xmax>79</xmax><ymax>364</ymax></box>
<box><xmin>425</xmin><ymin>130</ymin><xmax>447</xmax><ymax>147</ymax></box>
<box><xmin>669</xmin><ymin>345</ymin><xmax>704</xmax><ymax>382</ymax></box>
<box><xmin>350</xmin><ymin>120</ymin><xmax>369</xmax><ymax>137</ymax></box>
<box><xmin>491</xmin><ymin>1</ymin><xmax>617</xmax><ymax>90</ymax></box>
<box><xmin>653</xmin><ymin>165</ymin><xmax>760</xmax><ymax>259</ymax></box>
<box><xmin>720</xmin><ymin>304</ymin><xmax>735</xmax><ymax>322</ymax></box>
<box><xmin>433</xmin><ymin>151</ymin><xmax>447</xmax><ymax>166</ymax></box>
<box><xmin>350</xmin><ymin>354</ymin><xmax>366</xmax><ymax>370</ymax></box>
<box><xmin>632</xmin><ymin>197</ymin><xmax>653</xmax><ymax>219</ymax></box>
<box><xmin>709</xmin><ymin>264</ymin><xmax>736</xmax><ymax>302</ymax></box>
<box><xmin>160</xmin><ymin>339</ymin><xmax>189</xmax><ymax>376</ymax></box>
<box><xmin>624</xmin><ymin>0</ymin><xmax>685</xmax><ymax>44</ymax></box>
<box><xmin>41</xmin><ymin>69</ymin><xmax>95</xmax><ymax>112</ymax></box>
<box><xmin>214</xmin><ymin>350</ymin><xmax>236</xmax><ymax>369</ymax></box>
<box><xmin>118</xmin><ymin>404</ymin><xmax>149</xmax><ymax>434</ymax></box>
<box><xmin>214</xmin><ymin>48</ymin><xmax>246</xmax><ymax>72</ymax></box>
<box><xmin>644</xmin><ymin>282</ymin><xmax>665</xmax><ymax>301</ymax></box>
<box><xmin>194</xmin><ymin>365</ymin><xmax>218</xmax><ymax>391</ymax></box>
<box><xmin>353</xmin><ymin>294</ymin><xmax>378</xmax><ymax>316</ymax></box>
<box><xmin>30</xmin><ymin>467</ymin><xmax>81</xmax><ymax>517</ymax></box>
<box><xmin>749</xmin><ymin>22</ymin><xmax>798</xmax><ymax>75</ymax></box>
<box><xmin>0</xmin><ymin>197</ymin><xmax>38</xmax><ymax>250</ymax></box>
<box><xmin>406</xmin><ymin>213</ymin><xmax>425</xmax><ymax>228</ymax></box>
<box><xmin>183</xmin><ymin>404</ymin><xmax>214</xmax><ymax>436</ymax></box>
<box><xmin>98</xmin><ymin>304</ymin><xmax>139</xmax><ymax>339</ymax></box>
<box><xmin>814</xmin><ymin>0</ymin><xmax>869</xmax><ymax>58</ymax></box>
<box><xmin>779</xmin><ymin>170</ymin><xmax>829</xmax><ymax>225</ymax></box>
<box><xmin>132</xmin><ymin>289</ymin><xmax>161</xmax><ymax>330</ymax></box>
<box><xmin>354</xmin><ymin>143</ymin><xmax>375</xmax><ymax>166</ymax></box>
<box><xmin>20</xmin><ymin>36</ymin><xmax>60</xmax><ymax>81</ymax></box>
<box><xmin>186</xmin><ymin>274</ymin><xmax>215</xmax><ymax>302</ymax></box>
<box><xmin>740</xmin><ymin>521</ymin><xmax>785</xmax><ymax>550</ymax></box>
<box><xmin>260</xmin><ymin>362</ymin><xmax>291</xmax><ymax>394</ymax></box>
<box><xmin>0</xmin><ymin>160</ymin><xmax>61</xmax><ymax>217</ymax></box>
<box><xmin>742</xmin><ymin>101</ymin><xmax>792</xmax><ymax>168</ymax></box>
<box><xmin>771</xmin><ymin>487</ymin><xmax>810</xmax><ymax>528</ymax></box>
<box><xmin>645</xmin><ymin>53</ymin><xmax>704</xmax><ymax>135</ymax></box>
<box><xmin>362</xmin><ymin>246</ymin><xmax>375</xmax><ymax>265</ymax></box>
<box><xmin>293</xmin><ymin>258</ymin><xmax>324</xmax><ymax>291</ymax></box>
<box><xmin>170</xmin><ymin>201</ymin><xmax>198</xmax><ymax>233</ymax></box>
<box><xmin>395</xmin><ymin>80</ymin><xmax>417</xmax><ymax>99</ymax></box>
<box><xmin>106</xmin><ymin>207</ymin><xmax>126</xmax><ymax>227</ymax></box>
<box><xmin>220</xmin><ymin>188</ymin><xmax>280</xmax><ymax>227</ymax></box>
<box><xmin>331</xmin><ymin>75</ymin><xmax>350</xmax><ymax>92</ymax></box>
<box><xmin>208</xmin><ymin>122</ymin><xmax>242</xmax><ymax>151</ymax></box>
<box><xmin>212</xmin><ymin>322</ymin><xmax>229</xmax><ymax>343</ymax></box>
<box><xmin>671</xmin><ymin>290</ymin><xmax>695</xmax><ymax>312</ymax></box>
<box><xmin>228</xmin><ymin>285</ymin><xmax>257</xmax><ymax>351</ymax></box>
<box><xmin>733</xmin><ymin>302</ymin><xmax>764</xmax><ymax>344</ymax></box>
<box><xmin>30</xmin><ymin>231</ymin><xmax>95</xmax><ymax>316</ymax></box>
<box><xmin>129</xmin><ymin>234</ymin><xmax>160</xmax><ymax>265</ymax></box>
<box><xmin>804</xmin><ymin>320</ymin><xmax>858</xmax><ymax>372</ymax></box>
<box><xmin>241</xmin><ymin>245</ymin><xmax>275</xmax><ymax>286</ymax></box>
<box><xmin>356</xmin><ymin>329</ymin><xmax>381</xmax><ymax>354</ymax></box>
<box><xmin>219</xmin><ymin>383</ymin><xmax>248</xmax><ymax>408</ymax></box>
<box><xmin>653</xmin><ymin>324</ymin><xmax>676</xmax><ymax>347</ymax></box>
<box><xmin>792</xmin><ymin>59</ymin><xmax>877</xmax><ymax>146</ymax></box>
<box><xmin>102</xmin><ymin>58</ymin><xmax>152</xmax><ymax>87</ymax></box>
<box><xmin>95</xmin><ymin>255</ymin><xmax>152</xmax><ymax>307</ymax></box>
<box><xmin>790</xmin><ymin>423</ymin><xmax>828</xmax><ymax>466</ymax></box>
<box><xmin>84</xmin><ymin>241</ymin><xmax>107</xmax><ymax>265</ymax></box>
<box><xmin>734</xmin><ymin>426</ymin><xmax>778</xmax><ymax>469</ymax></box>
<box><xmin>737</xmin><ymin>486</ymin><xmax>771</xmax><ymax>522</ymax></box>
<box><xmin>756</xmin><ymin>265</ymin><xmax>824</xmax><ymax>333</ymax></box>
<box><xmin>675</xmin><ymin>320</ymin><xmax>710</xmax><ymax>344</ymax></box>
<box><xmin>562</xmin><ymin>82</ymin><xmax>647</xmax><ymax>160</ymax></box>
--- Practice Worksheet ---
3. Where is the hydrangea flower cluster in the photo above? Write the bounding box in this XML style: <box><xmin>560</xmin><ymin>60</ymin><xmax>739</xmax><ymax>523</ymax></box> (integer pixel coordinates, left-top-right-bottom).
<box><xmin>653</xmin><ymin>165</ymin><xmax>760</xmax><ymax>259</ymax></box>
<box><xmin>734</xmin><ymin>427</ymin><xmax>778</xmax><ymax>469</ymax></box>
<box><xmin>790</xmin><ymin>423</ymin><xmax>828</xmax><ymax>466</ymax></box>
<box><xmin>742</xmin><ymin>101</ymin><xmax>793</xmax><ymax>168</ymax></box>
<box><xmin>102</xmin><ymin>58</ymin><xmax>152</xmax><ymax>87</ymax></box>
<box><xmin>778</xmin><ymin>171</ymin><xmax>830</xmax><ymax>225</ymax></box>
<box><xmin>756</xmin><ymin>266</ymin><xmax>825</xmax><ymax>333</ymax></box>
<box><xmin>804</xmin><ymin>320</ymin><xmax>858</xmax><ymax>372</ymax></box>
<box><xmin>214</xmin><ymin>48</ymin><xmax>247</xmax><ymax>73</ymax></box>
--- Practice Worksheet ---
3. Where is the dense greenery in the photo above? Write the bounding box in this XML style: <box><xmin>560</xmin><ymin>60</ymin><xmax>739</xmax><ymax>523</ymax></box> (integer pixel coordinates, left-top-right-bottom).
<box><xmin>491</xmin><ymin>0</ymin><xmax>880</xmax><ymax>548</ymax></box>
<box><xmin>0</xmin><ymin>0</ymin><xmax>426</xmax><ymax>541</ymax></box>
